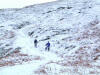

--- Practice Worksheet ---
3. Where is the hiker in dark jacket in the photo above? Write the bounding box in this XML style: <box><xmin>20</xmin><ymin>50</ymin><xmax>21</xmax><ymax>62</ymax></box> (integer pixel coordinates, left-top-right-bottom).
<box><xmin>45</xmin><ymin>41</ymin><xmax>50</xmax><ymax>51</ymax></box>
<box><xmin>34</xmin><ymin>39</ymin><xmax>38</xmax><ymax>48</ymax></box>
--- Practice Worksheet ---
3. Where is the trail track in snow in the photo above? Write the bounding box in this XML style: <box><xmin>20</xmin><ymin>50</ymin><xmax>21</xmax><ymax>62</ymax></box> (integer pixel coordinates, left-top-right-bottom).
<box><xmin>15</xmin><ymin>28</ymin><xmax>62</xmax><ymax>61</ymax></box>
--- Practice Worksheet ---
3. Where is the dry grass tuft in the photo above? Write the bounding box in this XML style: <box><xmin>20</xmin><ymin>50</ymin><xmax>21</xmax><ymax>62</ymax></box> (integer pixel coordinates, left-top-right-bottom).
<box><xmin>34</xmin><ymin>67</ymin><xmax>47</xmax><ymax>75</ymax></box>
<box><xmin>0</xmin><ymin>50</ymin><xmax>42</xmax><ymax>67</ymax></box>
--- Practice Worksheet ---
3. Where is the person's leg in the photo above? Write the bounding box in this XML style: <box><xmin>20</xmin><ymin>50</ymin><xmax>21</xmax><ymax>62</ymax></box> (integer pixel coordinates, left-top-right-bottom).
<box><xmin>47</xmin><ymin>47</ymin><xmax>48</xmax><ymax>51</ymax></box>
<box><xmin>45</xmin><ymin>47</ymin><xmax>47</xmax><ymax>51</ymax></box>
<box><xmin>34</xmin><ymin>43</ymin><xmax>36</xmax><ymax>47</ymax></box>
<box><xmin>34</xmin><ymin>43</ymin><xmax>37</xmax><ymax>48</ymax></box>
<box><xmin>47</xmin><ymin>47</ymin><xmax>49</xmax><ymax>51</ymax></box>
<box><xmin>35</xmin><ymin>43</ymin><xmax>37</xmax><ymax>48</ymax></box>
<box><xmin>48</xmin><ymin>47</ymin><xmax>50</xmax><ymax>51</ymax></box>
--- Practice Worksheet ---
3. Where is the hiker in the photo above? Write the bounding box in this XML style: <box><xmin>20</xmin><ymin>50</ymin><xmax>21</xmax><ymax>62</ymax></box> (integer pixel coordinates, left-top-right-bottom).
<box><xmin>45</xmin><ymin>41</ymin><xmax>50</xmax><ymax>51</ymax></box>
<box><xmin>34</xmin><ymin>39</ymin><xmax>38</xmax><ymax>48</ymax></box>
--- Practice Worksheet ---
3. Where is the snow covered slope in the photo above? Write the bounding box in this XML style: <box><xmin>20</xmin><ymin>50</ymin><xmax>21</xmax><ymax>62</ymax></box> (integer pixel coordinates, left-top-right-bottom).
<box><xmin>0</xmin><ymin>0</ymin><xmax>100</xmax><ymax>75</ymax></box>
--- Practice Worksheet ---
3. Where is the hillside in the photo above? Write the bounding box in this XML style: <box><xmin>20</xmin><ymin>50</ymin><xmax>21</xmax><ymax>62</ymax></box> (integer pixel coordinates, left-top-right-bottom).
<box><xmin>0</xmin><ymin>0</ymin><xmax>100</xmax><ymax>75</ymax></box>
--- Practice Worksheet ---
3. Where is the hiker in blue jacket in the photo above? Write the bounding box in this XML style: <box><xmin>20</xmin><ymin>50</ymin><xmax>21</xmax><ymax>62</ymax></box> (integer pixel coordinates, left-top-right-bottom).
<box><xmin>34</xmin><ymin>39</ymin><xmax>38</xmax><ymax>48</ymax></box>
<box><xmin>45</xmin><ymin>41</ymin><xmax>50</xmax><ymax>51</ymax></box>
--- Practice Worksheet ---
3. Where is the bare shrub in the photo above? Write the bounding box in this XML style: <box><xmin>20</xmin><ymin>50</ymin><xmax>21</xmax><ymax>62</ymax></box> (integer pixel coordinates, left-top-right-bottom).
<box><xmin>34</xmin><ymin>67</ymin><xmax>47</xmax><ymax>75</ymax></box>
<box><xmin>89</xmin><ymin>19</ymin><xmax>99</xmax><ymax>26</ymax></box>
